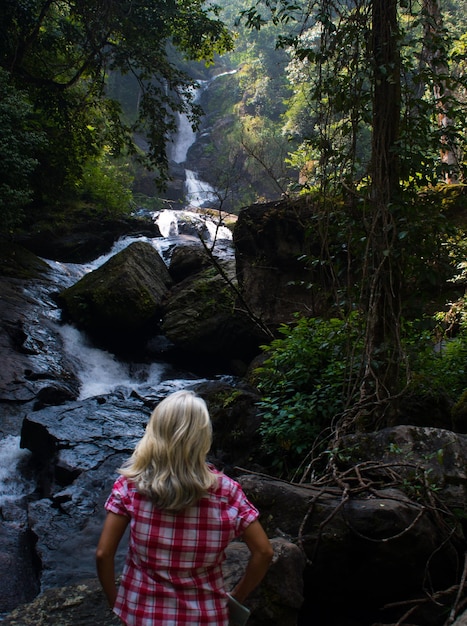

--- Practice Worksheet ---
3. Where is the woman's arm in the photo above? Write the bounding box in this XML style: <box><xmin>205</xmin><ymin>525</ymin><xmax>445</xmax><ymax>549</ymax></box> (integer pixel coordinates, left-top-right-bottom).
<box><xmin>230</xmin><ymin>519</ymin><xmax>274</xmax><ymax>603</ymax></box>
<box><xmin>96</xmin><ymin>511</ymin><xmax>130</xmax><ymax>608</ymax></box>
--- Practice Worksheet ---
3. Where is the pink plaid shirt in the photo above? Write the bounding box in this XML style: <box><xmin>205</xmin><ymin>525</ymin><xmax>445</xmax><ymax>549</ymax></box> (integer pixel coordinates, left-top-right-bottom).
<box><xmin>105</xmin><ymin>468</ymin><xmax>259</xmax><ymax>625</ymax></box>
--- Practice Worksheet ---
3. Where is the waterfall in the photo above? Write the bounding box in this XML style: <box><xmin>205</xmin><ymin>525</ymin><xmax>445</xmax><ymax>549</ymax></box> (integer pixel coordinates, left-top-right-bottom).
<box><xmin>185</xmin><ymin>170</ymin><xmax>218</xmax><ymax>208</ymax></box>
<box><xmin>58</xmin><ymin>325</ymin><xmax>169</xmax><ymax>400</ymax></box>
<box><xmin>169</xmin><ymin>79</ymin><xmax>221</xmax><ymax>208</ymax></box>
<box><xmin>0</xmin><ymin>436</ymin><xmax>34</xmax><ymax>506</ymax></box>
<box><xmin>170</xmin><ymin>82</ymin><xmax>206</xmax><ymax>165</ymax></box>
<box><xmin>171</xmin><ymin>109</ymin><xmax>197</xmax><ymax>165</ymax></box>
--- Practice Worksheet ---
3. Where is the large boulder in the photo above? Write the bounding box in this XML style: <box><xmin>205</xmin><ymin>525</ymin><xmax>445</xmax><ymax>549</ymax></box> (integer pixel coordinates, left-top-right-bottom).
<box><xmin>161</xmin><ymin>260</ymin><xmax>267</xmax><ymax>368</ymax></box>
<box><xmin>233</xmin><ymin>197</ymin><xmax>336</xmax><ymax>328</ymax></box>
<box><xmin>19</xmin><ymin>394</ymin><xmax>150</xmax><ymax>589</ymax></box>
<box><xmin>237</xmin><ymin>452</ymin><xmax>466</xmax><ymax>626</ymax></box>
<box><xmin>58</xmin><ymin>241</ymin><xmax>172</xmax><ymax>348</ymax></box>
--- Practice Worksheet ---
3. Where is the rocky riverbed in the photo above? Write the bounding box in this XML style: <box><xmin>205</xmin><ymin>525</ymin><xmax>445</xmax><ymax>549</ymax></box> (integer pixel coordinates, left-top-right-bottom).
<box><xmin>1</xmin><ymin>204</ymin><xmax>467</xmax><ymax>625</ymax></box>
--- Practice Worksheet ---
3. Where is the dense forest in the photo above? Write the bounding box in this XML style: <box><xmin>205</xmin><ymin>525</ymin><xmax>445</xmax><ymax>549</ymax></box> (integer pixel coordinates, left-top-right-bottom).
<box><xmin>3</xmin><ymin>0</ymin><xmax>467</xmax><ymax>477</ymax></box>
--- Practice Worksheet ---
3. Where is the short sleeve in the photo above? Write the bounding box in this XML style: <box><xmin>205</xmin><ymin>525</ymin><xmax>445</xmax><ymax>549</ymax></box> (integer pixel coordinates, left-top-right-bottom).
<box><xmin>225</xmin><ymin>476</ymin><xmax>259</xmax><ymax>535</ymax></box>
<box><xmin>105</xmin><ymin>475</ymin><xmax>132</xmax><ymax>518</ymax></box>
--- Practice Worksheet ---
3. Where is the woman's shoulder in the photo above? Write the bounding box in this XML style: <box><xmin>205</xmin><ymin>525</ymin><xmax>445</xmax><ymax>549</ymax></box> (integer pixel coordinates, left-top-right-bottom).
<box><xmin>111</xmin><ymin>474</ymin><xmax>138</xmax><ymax>496</ymax></box>
<box><xmin>208</xmin><ymin>465</ymin><xmax>242</xmax><ymax>495</ymax></box>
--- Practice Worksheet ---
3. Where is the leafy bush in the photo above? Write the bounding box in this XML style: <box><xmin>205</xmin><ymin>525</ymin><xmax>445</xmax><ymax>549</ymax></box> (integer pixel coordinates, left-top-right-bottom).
<box><xmin>77</xmin><ymin>150</ymin><xmax>134</xmax><ymax>216</ymax></box>
<box><xmin>0</xmin><ymin>69</ymin><xmax>44</xmax><ymax>232</ymax></box>
<box><xmin>254</xmin><ymin>314</ymin><xmax>363</xmax><ymax>475</ymax></box>
<box><xmin>406</xmin><ymin>312</ymin><xmax>467</xmax><ymax>401</ymax></box>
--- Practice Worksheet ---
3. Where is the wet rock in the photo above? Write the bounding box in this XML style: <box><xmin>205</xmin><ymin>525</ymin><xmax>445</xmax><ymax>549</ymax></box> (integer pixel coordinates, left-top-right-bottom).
<box><xmin>161</xmin><ymin>260</ymin><xmax>267</xmax><ymax>366</ymax></box>
<box><xmin>20</xmin><ymin>394</ymin><xmax>149</xmax><ymax>493</ymax></box>
<box><xmin>58</xmin><ymin>241</ymin><xmax>172</xmax><ymax>348</ymax></box>
<box><xmin>0</xmin><ymin>274</ymin><xmax>80</xmax><ymax>405</ymax></box>
<box><xmin>19</xmin><ymin>394</ymin><xmax>150</xmax><ymax>589</ymax></box>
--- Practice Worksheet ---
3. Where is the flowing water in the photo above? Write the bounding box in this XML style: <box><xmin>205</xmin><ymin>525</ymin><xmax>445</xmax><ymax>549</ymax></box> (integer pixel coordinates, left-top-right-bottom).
<box><xmin>0</xmin><ymin>436</ymin><xmax>34</xmax><ymax>508</ymax></box>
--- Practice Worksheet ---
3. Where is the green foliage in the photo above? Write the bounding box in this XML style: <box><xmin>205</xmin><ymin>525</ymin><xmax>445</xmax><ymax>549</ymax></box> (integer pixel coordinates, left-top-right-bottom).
<box><xmin>0</xmin><ymin>0</ymin><xmax>233</xmax><ymax>212</ymax></box>
<box><xmin>254</xmin><ymin>314</ymin><xmax>363</xmax><ymax>475</ymax></box>
<box><xmin>76</xmin><ymin>151</ymin><xmax>134</xmax><ymax>217</ymax></box>
<box><xmin>407</xmin><ymin>315</ymin><xmax>467</xmax><ymax>401</ymax></box>
<box><xmin>0</xmin><ymin>68</ymin><xmax>44</xmax><ymax>232</ymax></box>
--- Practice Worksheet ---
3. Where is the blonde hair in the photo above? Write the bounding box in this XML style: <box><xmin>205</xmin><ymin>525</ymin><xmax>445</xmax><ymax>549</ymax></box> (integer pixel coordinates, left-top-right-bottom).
<box><xmin>119</xmin><ymin>390</ymin><xmax>218</xmax><ymax>511</ymax></box>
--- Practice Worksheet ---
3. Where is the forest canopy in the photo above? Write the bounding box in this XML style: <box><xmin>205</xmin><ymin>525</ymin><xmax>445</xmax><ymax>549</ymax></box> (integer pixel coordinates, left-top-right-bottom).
<box><xmin>0</xmin><ymin>0</ymin><xmax>233</xmax><ymax>228</ymax></box>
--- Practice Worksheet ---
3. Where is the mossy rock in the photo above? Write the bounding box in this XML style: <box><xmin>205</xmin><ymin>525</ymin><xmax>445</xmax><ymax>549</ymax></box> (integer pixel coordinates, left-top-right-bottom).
<box><xmin>0</xmin><ymin>241</ymin><xmax>50</xmax><ymax>279</ymax></box>
<box><xmin>58</xmin><ymin>241</ymin><xmax>172</xmax><ymax>344</ymax></box>
<box><xmin>162</xmin><ymin>261</ymin><xmax>266</xmax><ymax>363</ymax></box>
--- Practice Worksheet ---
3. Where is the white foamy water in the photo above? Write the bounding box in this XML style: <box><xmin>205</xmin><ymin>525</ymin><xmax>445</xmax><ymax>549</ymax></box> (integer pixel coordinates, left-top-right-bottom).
<box><xmin>58</xmin><ymin>325</ymin><xmax>167</xmax><ymax>400</ymax></box>
<box><xmin>156</xmin><ymin>211</ymin><xmax>179</xmax><ymax>237</ymax></box>
<box><xmin>0</xmin><ymin>436</ymin><xmax>34</xmax><ymax>506</ymax></box>
<box><xmin>154</xmin><ymin>209</ymin><xmax>232</xmax><ymax>241</ymax></box>
<box><xmin>185</xmin><ymin>170</ymin><xmax>218</xmax><ymax>208</ymax></box>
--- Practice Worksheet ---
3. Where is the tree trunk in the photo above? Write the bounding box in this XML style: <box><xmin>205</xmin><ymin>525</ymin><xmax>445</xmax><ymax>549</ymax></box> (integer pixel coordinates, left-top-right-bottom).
<box><xmin>421</xmin><ymin>0</ymin><xmax>458</xmax><ymax>183</ymax></box>
<box><xmin>357</xmin><ymin>0</ymin><xmax>402</xmax><ymax>429</ymax></box>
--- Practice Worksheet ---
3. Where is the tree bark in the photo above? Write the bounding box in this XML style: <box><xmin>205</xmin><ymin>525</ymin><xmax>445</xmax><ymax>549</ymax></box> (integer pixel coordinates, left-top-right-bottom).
<box><xmin>357</xmin><ymin>0</ymin><xmax>402</xmax><ymax>429</ymax></box>
<box><xmin>421</xmin><ymin>0</ymin><xmax>458</xmax><ymax>183</ymax></box>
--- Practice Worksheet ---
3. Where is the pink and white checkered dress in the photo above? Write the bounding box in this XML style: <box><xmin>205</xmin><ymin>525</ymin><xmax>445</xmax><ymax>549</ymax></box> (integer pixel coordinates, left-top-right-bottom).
<box><xmin>105</xmin><ymin>468</ymin><xmax>259</xmax><ymax>625</ymax></box>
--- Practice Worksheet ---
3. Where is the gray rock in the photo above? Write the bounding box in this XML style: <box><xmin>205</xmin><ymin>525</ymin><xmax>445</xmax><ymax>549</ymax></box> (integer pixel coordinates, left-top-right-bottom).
<box><xmin>161</xmin><ymin>260</ymin><xmax>266</xmax><ymax>363</ymax></box>
<box><xmin>0</xmin><ymin>275</ymin><xmax>80</xmax><ymax>405</ymax></box>
<box><xmin>19</xmin><ymin>394</ymin><xmax>150</xmax><ymax>588</ymax></box>
<box><xmin>58</xmin><ymin>241</ymin><xmax>172</xmax><ymax>344</ymax></box>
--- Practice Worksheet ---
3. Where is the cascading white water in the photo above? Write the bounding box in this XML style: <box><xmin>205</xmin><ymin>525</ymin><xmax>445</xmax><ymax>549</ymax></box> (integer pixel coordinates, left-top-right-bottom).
<box><xmin>0</xmin><ymin>436</ymin><xmax>34</xmax><ymax>507</ymax></box>
<box><xmin>185</xmin><ymin>170</ymin><xmax>218</xmax><ymax>208</ymax></box>
<box><xmin>170</xmin><ymin>82</ymin><xmax>206</xmax><ymax>165</ymax></box>
<box><xmin>153</xmin><ymin>209</ymin><xmax>232</xmax><ymax>241</ymax></box>
<box><xmin>171</xmin><ymin>110</ymin><xmax>197</xmax><ymax>165</ymax></box>
<box><xmin>156</xmin><ymin>211</ymin><xmax>179</xmax><ymax>237</ymax></box>
<box><xmin>58</xmin><ymin>325</ymin><xmax>169</xmax><ymax>400</ymax></box>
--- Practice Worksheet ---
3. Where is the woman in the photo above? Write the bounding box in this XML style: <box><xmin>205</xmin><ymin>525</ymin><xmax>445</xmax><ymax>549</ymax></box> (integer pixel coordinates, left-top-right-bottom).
<box><xmin>96</xmin><ymin>389</ymin><xmax>273</xmax><ymax>625</ymax></box>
